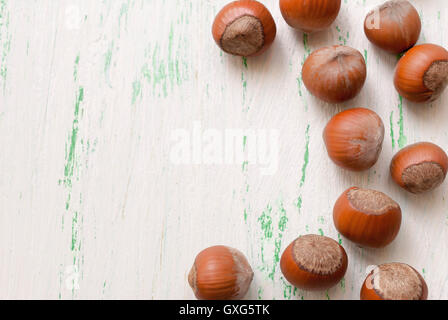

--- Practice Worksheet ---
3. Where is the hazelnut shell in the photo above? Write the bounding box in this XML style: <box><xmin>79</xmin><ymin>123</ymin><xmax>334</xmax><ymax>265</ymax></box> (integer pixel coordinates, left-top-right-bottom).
<box><xmin>212</xmin><ymin>0</ymin><xmax>276</xmax><ymax>57</ymax></box>
<box><xmin>364</xmin><ymin>0</ymin><xmax>421</xmax><ymax>54</ymax></box>
<box><xmin>302</xmin><ymin>45</ymin><xmax>367</xmax><ymax>103</ymax></box>
<box><xmin>360</xmin><ymin>263</ymin><xmax>428</xmax><ymax>300</ymax></box>
<box><xmin>280</xmin><ymin>234</ymin><xmax>348</xmax><ymax>291</ymax></box>
<box><xmin>390</xmin><ymin>142</ymin><xmax>448</xmax><ymax>194</ymax></box>
<box><xmin>394</xmin><ymin>43</ymin><xmax>448</xmax><ymax>102</ymax></box>
<box><xmin>188</xmin><ymin>245</ymin><xmax>253</xmax><ymax>300</ymax></box>
<box><xmin>323</xmin><ymin>108</ymin><xmax>385</xmax><ymax>171</ymax></box>
<box><xmin>280</xmin><ymin>0</ymin><xmax>341</xmax><ymax>33</ymax></box>
<box><xmin>333</xmin><ymin>187</ymin><xmax>402</xmax><ymax>248</ymax></box>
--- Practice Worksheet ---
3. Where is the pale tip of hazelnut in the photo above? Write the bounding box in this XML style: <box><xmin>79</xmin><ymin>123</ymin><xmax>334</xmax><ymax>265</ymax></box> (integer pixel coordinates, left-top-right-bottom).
<box><xmin>402</xmin><ymin>161</ymin><xmax>445</xmax><ymax>193</ymax></box>
<box><xmin>424</xmin><ymin>60</ymin><xmax>448</xmax><ymax>101</ymax></box>
<box><xmin>292</xmin><ymin>234</ymin><xmax>344</xmax><ymax>275</ymax></box>
<box><xmin>347</xmin><ymin>188</ymin><xmax>399</xmax><ymax>215</ymax></box>
<box><xmin>221</xmin><ymin>15</ymin><xmax>264</xmax><ymax>57</ymax></box>
<box><xmin>372</xmin><ymin>263</ymin><xmax>424</xmax><ymax>300</ymax></box>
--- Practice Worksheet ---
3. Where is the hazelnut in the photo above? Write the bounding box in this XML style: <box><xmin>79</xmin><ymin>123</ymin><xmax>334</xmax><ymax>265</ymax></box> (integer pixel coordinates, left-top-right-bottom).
<box><xmin>302</xmin><ymin>45</ymin><xmax>367</xmax><ymax>103</ymax></box>
<box><xmin>333</xmin><ymin>187</ymin><xmax>402</xmax><ymax>248</ymax></box>
<box><xmin>188</xmin><ymin>245</ymin><xmax>253</xmax><ymax>300</ymax></box>
<box><xmin>361</xmin><ymin>263</ymin><xmax>428</xmax><ymax>300</ymax></box>
<box><xmin>280</xmin><ymin>234</ymin><xmax>348</xmax><ymax>291</ymax></box>
<box><xmin>323</xmin><ymin>108</ymin><xmax>385</xmax><ymax>171</ymax></box>
<box><xmin>364</xmin><ymin>0</ymin><xmax>421</xmax><ymax>54</ymax></box>
<box><xmin>212</xmin><ymin>0</ymin><xmax>276</xmax><ymax>57</ymax></box>
<box><xmin>390</xmin><ymin>142</ymin><xmax>448</xmax><ymax>194</ymax></box>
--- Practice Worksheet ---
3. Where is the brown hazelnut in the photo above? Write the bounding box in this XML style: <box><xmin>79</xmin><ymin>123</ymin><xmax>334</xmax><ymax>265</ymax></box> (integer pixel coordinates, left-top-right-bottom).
<box><xmin>212</xmin><ymin>0</ymin><xmax>276</xmax><ymax>57</ymax></box>
<box><xmin>323</xmin><ymin>108</ymin><xmax>385</xmax><ymax>171</ymax></box>
<box><xmin>188</xmin><ymin>245</ymin><xmax>253</xmax><ymax>300</ymax></box>
<box><xmin>279</xmin><ymin>0</ymin><xmax>341</xmax><ymax>33</ymax></box>
<box><xmin>333</xmin><ymin>187</ymin><xmax>402</xmax><ymax>248</ymax></box>
<box><xmin>302</xmin><ymin>45</ymin><xmax>367</xmax><ymax>103</ymax></box>
<box><xmin>390</xmin><ymin>142</ymin><xmax>448</xmax><ymax>194</ymax></box>
<box><xmin>364</xmin><ymin>0</ymin><xmax>421</xmax><ymax>54</ymax></box>
<box><xmin>280</xmin><ymin>234</ymin><xmax>348</xmax><ymax>291</ymax></box>
<box><xmin>394</xmin><ymin>44</ymin><xmax>448</xmax><ymax>103</ymax></box>
<box><xmin>361</xmin><ymin>263</ymin><xmax>428</xmax><ymax>300</ymax></box>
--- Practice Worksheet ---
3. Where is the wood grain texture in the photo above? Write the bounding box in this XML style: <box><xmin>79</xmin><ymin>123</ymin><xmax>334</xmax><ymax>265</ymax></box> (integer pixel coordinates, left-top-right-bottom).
<box><xmin>0</xmin><ymin>0</ymin><xmax>447</xmax><ymax>300</ymax></box>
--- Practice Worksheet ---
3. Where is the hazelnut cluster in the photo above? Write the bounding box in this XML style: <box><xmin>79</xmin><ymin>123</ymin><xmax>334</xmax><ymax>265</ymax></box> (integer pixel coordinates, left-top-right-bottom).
<box><xmin>188</xmin><ymin>0</ymin><xmax>447</xmax><ymax>300</ymax></box>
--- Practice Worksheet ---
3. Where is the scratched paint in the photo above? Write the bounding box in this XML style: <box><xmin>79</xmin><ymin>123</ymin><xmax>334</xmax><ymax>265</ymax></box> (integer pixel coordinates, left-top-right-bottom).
<box><xmin>390</xmin><ymin>111</ymin><xmax>396</xmax><ymax>150</ymax></box>
<box><xmin>295</xmin><ymin>125</ymin><xmax>310</xmax><ymax>214</ymax></box>
<box><xmin>241</xmin><ymin>57</ymin><xmax>249</xmax><ymax>112</ymax></box>
<box><xmin>258</xmin><ymin>204</ymin><xmax>273</xmax><ymax>267</ymax></box>
<box><xmin>257</xmin><ymin>201</ymin><xmax>290</xmax><ymax>297</ymax></box>
<box><xmin>397</xmin><ymin>95</ymin><xmax>407</xmax><ymax>148</ymax></box>
<box><xmin>297</xmin><ymin>34</ymin><xmax>312</xmax><ymax>110</ymax></box>
<box><xmin>62</xmin><ymin>84</ymin><xmax>83</xmax><ymax>195</ymax></box>
<box><xmin>135</xmin><ymin>22</ymin><xmax>189</xmax><ymax>101</ymax></box>
<box><xmin>105</xmin><ymin>1</ymin><xmax>192</xmax><ymax>104</ymax></box>
<box><xmin>336</xmin><ymin>26</ymin><xmax>349</xmax><ymax>45</ymax></box>
<box><xmin>59</xmin><ymin>53</ymin><xmax>90</xmax><ymax>299</ymax></box>
<box><xmin>300</xmin><ymin>125</ymin><xmax>310</xmax><ymax>187</ymax></box>
<box><xmin>270</xmin><ymin>202</ymin><xmax>288</xmax><ymax>280</ymax></box>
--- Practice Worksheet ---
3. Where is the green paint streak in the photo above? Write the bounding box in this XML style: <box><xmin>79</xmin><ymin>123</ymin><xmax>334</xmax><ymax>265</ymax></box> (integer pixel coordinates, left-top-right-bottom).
<box><xmin>296</xmin><ymin>195</ymin><xmax>302</xmax><ymax>212</ymax></box>
<box><xmin>257</xmin><ymin>287</ymin><xmax>263</xmax><ymax>300</ymax></box>
<box><xmin>297</xmin><ymin>77</ymin><xmax>308</xmax><ymax>111</ymax></box>
<box><xmin>242</xmin><ymin>160</ymin><xmax>248</xmax><ymax>172</ymax></box>
<box><xmin>278</xmin><ymin>206</ymin><xmax>288</xmax><ymax>232</ymax></box>
<box><xmin>389</xmin><ymin>111</ymin><xmax>396</xmax><ymax>150</ymax></box>
<box><xmin>132</xmin><ymin>79</ymin><xmax>142</xmax><ymax>104</ymax></box>
<box><xmin>258</xmin><ymin>204</ymin><xmax>273</xmax><ymax>241</ymax></box>
<box><xmin>303</xmin><ymin>34</ymin><xmax>311</xmax><ymax>58</ymax></box>
<box><xmin>118</xmin><ymin>0</ymin><xmax>130</xmax><ymax>33</ymax></box>
<box><xmin>269</xmin><ymin>203</ymin><xmax>288</xmax><ymax>280</ymax></box>
<box><xmin>104</xmin><ymin>41</ymin><xmax>114</xmax><ymax>76</ymax></box>
<box><xmin>135</xmin><ymin>5</ymin><xmax>191</xmax><ymax>99</ymax></box>
<box><xmin>73</xmin><ymin>55</ymin><xmax>80</xmax><ymax>81</ymax></box>
<box><xmin>280</xmin><ymin>277</ymin><xmax>293</xmax><ymax>300</ymax></box>
<box><xmin>63</xmin><ymin>87</ymin><xmax>84</xmax><ymax>192</ymax></box>
<box><xmin>258</xmin><ymin>202</ymin><xmax>290</xmax><ymax>283</ymax></box>
<box><xmin>61</xmin><ymin>52</ymin><xmax>88</xmax><ymax>300</ymax></box>
<box><xmin>138</xmin><ymin>26</ymin><xmax>189</xmax><ymax>98</ymax></box>
<box><xmin>340</xmin><ymin>277</ymin><xmax>346</xmax><ymax>292</ymax></box>
<box><xmin>297</xmin><ymin>77</ymin><xmax>303</xmax><ymax>97</ymax></box>
<box><xmin>71</xmin><ymin>211</ymin><xmax>78</xmax><ymax>251</ymax></box>
<box><xmin>242</xmin><ymin>57</ymin><xmax>248</xmax><ymax>69</ymax></box>
<box><xmin>168</xmin><ymin>24</ymin><xmax>175</xmax><ymax>87</ymax></box>
<box><xmin>300</xmin><ymin>125</ymin><xmax>310</xmax><ymax>187</ymax></box>
<box><xmin>242</xmin><ymin>71</ymin><xmax>247</xmax><ymax>108</ymax></box>
<box><xmin>337</xmin><ymin>233</ymin><xmax>342</xmax><ymax>245</ymax></box>
<box><xmin>364</xmin><ymin>50</ymin><xmax>368</xmax><ymax>64</ymax></box>
<box><xmin>397</xmin><ymin>95</ymin><xmax>407</xmax><ymax>148</ymax></box>
<box><xmin>336</xmin><ymin>26</ymin><xmax>348</xmax><ymax>45</ymax></box>
<box><xmin>318</xmin><ymin>228</ymin><xmax>324</xmax><ymax>236</ymax></box>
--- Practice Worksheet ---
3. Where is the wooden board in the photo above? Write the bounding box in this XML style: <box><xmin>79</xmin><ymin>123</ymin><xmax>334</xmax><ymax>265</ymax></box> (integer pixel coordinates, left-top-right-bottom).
<box><xmin>0</xmin><ymin>0</ymin><xmax>447</xmax><ymax>300</ymax></box>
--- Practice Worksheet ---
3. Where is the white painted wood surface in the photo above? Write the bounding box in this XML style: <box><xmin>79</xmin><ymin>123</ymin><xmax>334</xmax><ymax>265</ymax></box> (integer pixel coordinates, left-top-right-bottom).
<box><xmin>0</xmin><ymin>0</ymin><xmax>447</xmax><ymax>300</ymax></box>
